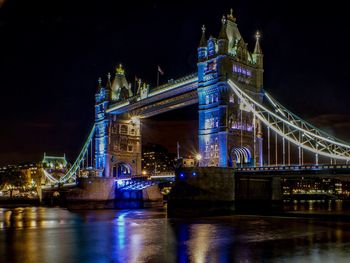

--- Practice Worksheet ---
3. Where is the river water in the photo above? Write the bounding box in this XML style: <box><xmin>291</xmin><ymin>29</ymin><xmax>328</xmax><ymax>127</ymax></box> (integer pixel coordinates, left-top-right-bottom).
<box><xmin>1</xmin><ymin>203</ymin><xmax>350</xmax><ymax>263</ymax></box>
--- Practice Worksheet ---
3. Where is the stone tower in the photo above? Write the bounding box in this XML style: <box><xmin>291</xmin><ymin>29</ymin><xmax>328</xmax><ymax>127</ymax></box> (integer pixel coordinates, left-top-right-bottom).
<box><xmin>95</xmin><ymin>65</ymin><xmax>141</xmax><ymax>177</ymax></box>
<box><xmin>197</xmin><ymin>10</ymin><xmax>264</xmax><ymax>168</ymax></box>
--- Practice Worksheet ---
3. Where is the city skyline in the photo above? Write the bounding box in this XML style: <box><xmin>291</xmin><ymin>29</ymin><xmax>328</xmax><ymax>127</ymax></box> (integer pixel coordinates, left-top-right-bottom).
<box><xmin>1</xmin><ymin>0</ymin><xmax>350</xmax><ymax>165</ymax></box>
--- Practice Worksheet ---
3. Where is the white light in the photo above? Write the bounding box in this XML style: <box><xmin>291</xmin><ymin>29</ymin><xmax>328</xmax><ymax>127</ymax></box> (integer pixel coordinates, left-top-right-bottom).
<box><xmin>131</xmin><ymin>116</ymin><xmax>140</xmax><ymax>125</ymax></box>
<box><xmin>195</xmin><ymin>154</ymin><xmax>202</xmax><ymax>161</ymax></box>
<box><xmin>227</xmin><ymin>80</ymin><xmax>350</xmax><ymax>161</ymax></box>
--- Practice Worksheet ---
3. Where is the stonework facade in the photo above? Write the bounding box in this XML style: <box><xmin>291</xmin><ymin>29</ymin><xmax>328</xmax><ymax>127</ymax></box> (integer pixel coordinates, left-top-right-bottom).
<box><xmin>95</xmin><ymin>10</ymin><xmax>264</xmax><ymax>178</ymax></box>
<box><xmin>197</xmin><ymin>12</ymin><xmax>264</xmax><ymax>168</ymax></box>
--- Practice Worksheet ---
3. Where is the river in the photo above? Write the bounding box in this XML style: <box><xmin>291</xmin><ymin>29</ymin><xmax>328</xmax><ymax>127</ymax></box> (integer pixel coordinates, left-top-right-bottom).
<box><xmin>1</xmin><ymin>202</ymin><xmax>350</xmax><ymax>262</ymax></box>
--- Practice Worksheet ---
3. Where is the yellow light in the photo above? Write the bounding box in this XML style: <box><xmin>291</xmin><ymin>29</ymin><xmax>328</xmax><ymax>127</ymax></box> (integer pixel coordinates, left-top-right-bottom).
<box><xmin>195</xmin><ymin>154</ymin><xmax>202</xmax><ymax>161</ymax></box>
<box><xmin>142</xmin><ymin>170</ymin><xmax>147</xmax><ymax>175</ymax></box>
<box><xmin>116</xmin><ymin>64</ymin><xmax>125</xmax><ymax>75</ymax></box>
<box><xmin>131</xmin><ymin>116</ymin><xmax>140</xmax><ymax>125</ymax></box>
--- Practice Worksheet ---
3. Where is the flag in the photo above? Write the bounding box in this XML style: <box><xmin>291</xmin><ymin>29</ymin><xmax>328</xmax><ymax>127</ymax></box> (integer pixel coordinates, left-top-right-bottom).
<box><xmin>158</xmin><ymin>65</ymin><xmax>164</xmax><ymax>75</ymax></box>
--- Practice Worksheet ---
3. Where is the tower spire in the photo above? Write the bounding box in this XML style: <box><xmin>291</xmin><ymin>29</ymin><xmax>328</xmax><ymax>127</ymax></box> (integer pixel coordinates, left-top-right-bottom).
<box><xmin>116</xmin><ymin>64</ymin><xmax>125</xmax><ymax>75</ymax></box>
<box><xmin>199</xmin><ymin>24</ymin><xmax>207</xmax><ymax>47</ymax></box>
<box><xmin>254</xmin><ymin>31</ymin><xmax>263</xmax><ymax>54</ymax></box>
<box><xmin>227</xmin><ymin>8</ymin><xmax>236</xmax><ymax>22</ymax></box>
<box><xmin>218</xmin><ymin>15</ymin><xmax>227</xmax><ymax>39</ymax></box>
<box><xmin>97</xmin><ymin>77</ymin><xmax>102</xmax><ymax>91</ymax></box>
<box><xmin>106</xmin><ymin>72</ymin><xmax>112</xmax><ymax>90</ymax></box>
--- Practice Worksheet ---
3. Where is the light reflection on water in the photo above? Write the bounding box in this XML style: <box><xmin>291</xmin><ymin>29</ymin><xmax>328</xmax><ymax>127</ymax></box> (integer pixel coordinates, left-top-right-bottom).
<box><xmin>0</xmin><ymin>205</ymin><xmax>350</xmax><ymax>262</ymax></box>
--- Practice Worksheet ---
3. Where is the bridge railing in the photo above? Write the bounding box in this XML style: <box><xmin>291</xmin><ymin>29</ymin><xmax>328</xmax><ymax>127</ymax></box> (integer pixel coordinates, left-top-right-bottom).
<box><xmin>151</xmin><ymin>72</ymin><xmax>197</xmax><ymax>89</ymax></box>
<box><xmin>236</xmin><ymin>164</ymin><xmax>350</xmax><ymax>172</ymax></box>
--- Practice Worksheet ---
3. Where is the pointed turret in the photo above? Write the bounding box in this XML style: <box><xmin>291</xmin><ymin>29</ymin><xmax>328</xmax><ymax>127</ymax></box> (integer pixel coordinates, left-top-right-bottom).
<box><xmin>218</xmin><ymin>15</ymin><xmax>227</xmax><ymax>40</ymax></box>
<box><xmin>226</xmin><ymin>8</ymin><xmax>242</xmax><ymax>54</ymax></box>
<box><xmin>198</xmin><ymin>25</ymin><xmax>207</xmax><ymax>61</ymax></box>
<box><xmin>116</xmin><ymin>64</ymin><xmax>125</xmax><ymax>75</ymax></box>
<box><xmin>199</xmin><ymin>24</ymin><xmax>207</xmax><ymax>47</ymax></box>
<box><xmin>218</xmin><ymin>16</ymin><xmax>228</xmax><ymax>54</ymax></box>
<box><xmin>252</xmin><ymin>31</ymin><xmax>264</xmax><ymax>89</ymax></box>
<box><xmin>227</xmin><ymin>8</ymin><xmax>236</xmax><ymax>22</ymax></box>
<box><xmin>105</xmin><ymin>72</ymin><xmax>112</xmax><ymax>101</ymax></box>
<box><xmin>97</xmin><ymin>77</ymin><xmax>102</xmax><ymax>91</ymax></box>
<box><xmin>111</xmin><ymin>64</ymin><xmax>130</xmax><ymax>101</ymax></box>
<box><xmin>106</xmin><ymin>72</ymin><xmax>112</xmax><ymax>91</ymax></box>
<box><xmin>253</xmin><ymin>31</ymin><xmax>263</xmax><ymax>54</ymax></box>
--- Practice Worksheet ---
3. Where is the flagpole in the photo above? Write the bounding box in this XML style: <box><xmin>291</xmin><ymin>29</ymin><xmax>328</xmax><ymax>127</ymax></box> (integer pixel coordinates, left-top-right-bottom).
<box><xmin>157</xmin><ymin>68</ymin><xmax>159</xmax><ymax>87</ymax></box>
<box><xmin>177</xmin><ymin>141</ymin><xmax>179</xmax><ymax>159</ymax></box>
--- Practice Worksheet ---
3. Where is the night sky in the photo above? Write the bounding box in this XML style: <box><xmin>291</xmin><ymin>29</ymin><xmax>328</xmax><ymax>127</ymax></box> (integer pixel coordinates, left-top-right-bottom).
<box><xmin>1</xmin><ymin>0</ymin><xmax>350</xmax><ymax>165</ymax></box>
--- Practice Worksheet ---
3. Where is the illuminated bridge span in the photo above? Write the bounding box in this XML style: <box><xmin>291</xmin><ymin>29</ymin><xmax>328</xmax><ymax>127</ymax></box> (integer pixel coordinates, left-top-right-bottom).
<box><xmin>51</xmin><ymin>10</ymin><xmax>350</xmax><ymax>184</ymax></box>
<box><xmin>228</xmin><ymin>80</ymin><xmax>350</xmax><ymax>164</ymax></box>
<box><xmin>43</xmin><ymin>125</ymin><xmax>96</xmax><ymax>184</ymax></box>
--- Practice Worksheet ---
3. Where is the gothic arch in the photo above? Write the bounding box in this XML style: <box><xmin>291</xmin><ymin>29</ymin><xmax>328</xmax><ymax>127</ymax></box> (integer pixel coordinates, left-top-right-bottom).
<box><xmin>230</xmin><ymin>147</ymin><xmax>252</xmax><ymax>168</ymax></box>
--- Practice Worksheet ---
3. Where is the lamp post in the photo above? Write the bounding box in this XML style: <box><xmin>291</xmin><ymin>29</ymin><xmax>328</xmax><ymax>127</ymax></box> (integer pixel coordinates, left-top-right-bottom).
<box><xmin>195</xmin><ymin>154</ymin><xmax>202</xmax><ymax>167</ymax></box>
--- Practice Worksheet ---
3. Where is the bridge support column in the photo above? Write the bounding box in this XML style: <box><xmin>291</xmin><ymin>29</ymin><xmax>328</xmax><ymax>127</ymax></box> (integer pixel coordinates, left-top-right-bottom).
<box><xmin>271</xmin><ymin>177</ymin><xmax>282</xmax><ymax>201</ymax></box>
<box><xmin>168</xmin><ymin>168</ymin><xmax>283</xmax><ymax>217</ymax></box>
<box><xmin>168</xmin><ymin>167</ymin><xmax>236</xmax><ymax>216</ymax></box>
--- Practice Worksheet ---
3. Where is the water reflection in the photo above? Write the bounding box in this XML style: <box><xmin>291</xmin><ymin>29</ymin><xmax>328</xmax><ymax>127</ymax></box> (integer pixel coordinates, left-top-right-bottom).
<box><xmin>1</xmin><ymin>207</ymin><xmax>350</xmax><ymax>262</ymax></box>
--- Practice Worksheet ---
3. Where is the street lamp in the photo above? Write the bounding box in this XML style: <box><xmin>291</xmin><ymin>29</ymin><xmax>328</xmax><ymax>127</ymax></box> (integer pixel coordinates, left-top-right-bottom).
<box><xmin>130</xmin><ymin>116</ymin><xmax>140</xmax><ymax>125</ymax></box>
<box><xmin>195</xmin><ymin>154</ymin><xmax>202</xmax><ymax>167</ymax></box>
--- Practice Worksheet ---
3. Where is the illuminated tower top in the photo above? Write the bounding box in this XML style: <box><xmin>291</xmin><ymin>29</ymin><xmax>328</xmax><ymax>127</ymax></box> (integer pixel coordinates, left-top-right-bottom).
<box><xmin>111</xmin><ymin>64</ymin><xmax>133</xmax><ymax>101</ymax></box>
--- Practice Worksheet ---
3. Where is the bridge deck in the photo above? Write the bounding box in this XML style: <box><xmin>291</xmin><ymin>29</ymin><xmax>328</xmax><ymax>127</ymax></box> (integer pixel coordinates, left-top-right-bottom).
<box><xmin>235</xmin><ymin>164</ymin><xmax>350</xmax><ymax>177</ymax></box>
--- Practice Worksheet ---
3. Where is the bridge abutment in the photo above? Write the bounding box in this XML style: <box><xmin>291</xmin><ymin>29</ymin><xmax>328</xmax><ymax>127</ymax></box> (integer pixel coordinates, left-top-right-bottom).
<box><xmin>65</xmin><ymin>177</ymin><xmax>163</xmax><ymax>209</ymax></box>
<box><xmin>168</xmin><ymin>167</ymin><xmax>283</xmax><ymax>216</ymax></box>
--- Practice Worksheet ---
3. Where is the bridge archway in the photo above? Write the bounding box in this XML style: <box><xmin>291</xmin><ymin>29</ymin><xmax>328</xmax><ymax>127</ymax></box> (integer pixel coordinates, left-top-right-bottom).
<box><xmin>230</xmin><ymin>147</ymin><xmax>252</xmax><ymax>168</ymax></box>
<box><xmin>115</xmin><ymin>162</ymin><xmax>132</xmax><ymax>178</ymax></box>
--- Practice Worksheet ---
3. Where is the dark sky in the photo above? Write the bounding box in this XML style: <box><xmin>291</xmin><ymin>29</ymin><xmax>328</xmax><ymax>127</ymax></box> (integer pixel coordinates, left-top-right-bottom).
<box><xmin>1</xmin><ymin>0</ymin><xmax>350</xmax><ymax>165</ymax></box>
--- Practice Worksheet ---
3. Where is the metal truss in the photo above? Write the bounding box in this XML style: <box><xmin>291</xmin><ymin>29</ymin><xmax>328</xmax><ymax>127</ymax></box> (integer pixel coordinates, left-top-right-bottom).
<box><xmin>59</xmin><ymin>124</ymin><xmax>96</xmax><ymax>183</ymax></box>
<box><xmin>228</xmin><ymin>79</ymin><xmax>350</xmax><ymax>162</ymax></box>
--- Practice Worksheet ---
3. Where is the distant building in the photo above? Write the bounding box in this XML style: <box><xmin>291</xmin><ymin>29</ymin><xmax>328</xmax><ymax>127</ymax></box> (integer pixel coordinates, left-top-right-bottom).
<box><xmin>42</xmin><ymin>152</ymin><xmax>67</xmax><ymax>169</ymax></box>
<box><xmin>41</xmin><ymin>153</ymin><xmax>68</xmax><ymax>182</ymax></box>
<box><xmin>0</xmin><ymin>162</ymin><xmax>40</xmax><ymax>190</ymax></box>
<box><xmin>182</xmin><ymin>157</ymin><xmax>195</xmax><ymax>167</ymax></box>
<box><xmin>282</xmin><ymin>178</ymin><xmax>344</xmax><ymax>196</ymax></box>
<box><xmin>142</xmin><ymin>143</ymin><xmax>176</xmax><ymax>175</ymax></box>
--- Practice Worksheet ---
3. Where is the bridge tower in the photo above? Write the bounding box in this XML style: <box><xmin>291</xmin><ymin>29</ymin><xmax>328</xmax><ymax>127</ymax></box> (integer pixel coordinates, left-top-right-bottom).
<box><xmin>197</xmin><ymin>10</ymin><xmax>263</xmax><ymax>167</ymax></box>
<box><xmin>95</xmin><ymin>65</ymin><xmax>141</xmax><ymax>177</ymax></box>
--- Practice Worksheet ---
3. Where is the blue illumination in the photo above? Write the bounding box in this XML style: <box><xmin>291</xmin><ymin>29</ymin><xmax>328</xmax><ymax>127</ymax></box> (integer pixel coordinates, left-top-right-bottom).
<box><xmin>180</xmin><ymin>173</ymin><xmax>184</xmax><ymax>178</ymax></box>
<box><xmin>192</xmin><ymin>172</ymin><xmax>197</xmax><ymax>176</ymax></box>
<box><xmin>95</xmin><ymin>85</ymin><xmax>110</xmax><ymax>174</ymax></box>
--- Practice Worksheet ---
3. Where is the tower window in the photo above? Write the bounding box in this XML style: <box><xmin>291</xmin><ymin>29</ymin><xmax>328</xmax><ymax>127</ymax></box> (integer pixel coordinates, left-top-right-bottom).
<box><xmin>120</xmin><ymin>125</ymin><xmax>128</xmax><ymax>134</ymax></box>
<box><xmin>215</xmin><ymin>93</ymin><xmax>219</xmax><ymax>102</ymax></box>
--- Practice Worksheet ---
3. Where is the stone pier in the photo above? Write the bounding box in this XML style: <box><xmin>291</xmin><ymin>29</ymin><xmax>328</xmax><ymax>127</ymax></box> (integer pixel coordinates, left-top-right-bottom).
<box><xmin>65</xmin><ymin>177</ymin><xmax>163</xmax><ymax>209</ymax></box>
<box><xmin>168</xmin><ymin>167</ymin><xmax>283</xmax><ymax>216</ymax></box>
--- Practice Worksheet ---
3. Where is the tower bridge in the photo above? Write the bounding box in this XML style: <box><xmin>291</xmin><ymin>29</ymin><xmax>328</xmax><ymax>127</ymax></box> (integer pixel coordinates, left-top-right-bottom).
<box><xmin>43</xmin><ymin>10</ymin><xmax>350</xmax><ymax>210</ymax></box>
